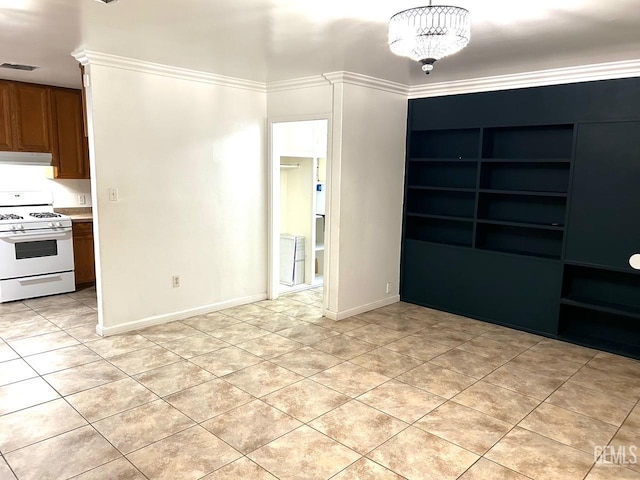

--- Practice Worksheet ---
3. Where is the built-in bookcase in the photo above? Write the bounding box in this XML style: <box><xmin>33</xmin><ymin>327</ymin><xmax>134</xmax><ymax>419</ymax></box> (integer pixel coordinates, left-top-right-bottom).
<box><xmin>404</xmin><ymin>124</ymin><xmax>573</xmax><ymax>260</ymax></box>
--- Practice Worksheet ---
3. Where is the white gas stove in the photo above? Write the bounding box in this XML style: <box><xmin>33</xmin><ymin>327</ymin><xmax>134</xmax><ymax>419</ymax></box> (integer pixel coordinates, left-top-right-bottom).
<box><xmin>0</xmin><ymin>192</ymin><xmax>75</xmax><ymax>303</ymax></box>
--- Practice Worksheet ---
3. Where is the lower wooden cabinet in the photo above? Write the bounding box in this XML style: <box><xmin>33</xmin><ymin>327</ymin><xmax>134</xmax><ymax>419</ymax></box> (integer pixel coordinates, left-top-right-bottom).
<box><xmin>72</xmin><ymin>222</ymin><xmax>95</xmax><ymax>285</ymax></box>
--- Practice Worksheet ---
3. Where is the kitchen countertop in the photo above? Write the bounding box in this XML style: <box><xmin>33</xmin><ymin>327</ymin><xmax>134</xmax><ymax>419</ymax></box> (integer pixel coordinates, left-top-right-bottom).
<box><xmin>68</xmin><ymin>214</ymin><xmax>93</xmax><ymax>223</ymax></box>
<box><xmin>55</xmin><ymin>208</ymin><xmax>92</xmax><ymax>223</ymax></box>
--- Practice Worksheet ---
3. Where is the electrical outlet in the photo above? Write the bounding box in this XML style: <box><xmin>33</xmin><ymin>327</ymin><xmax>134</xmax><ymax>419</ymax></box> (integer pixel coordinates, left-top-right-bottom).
<box><xmin>172</xmin><ymin>275</ymin><xmax>180</xmax><ymax>288</ymax></box>
<box><xmin>108</xmin><ymin>187</ymin><xmax>118</xmax><ymax>202</ymax></box>
<box><xmin>78</xmin><ymin>194</ymin><xmax>86</xmax><ymax>205</ymax></box>
<box><xmin>386</xmin><ymin>282</ymin><xmax>391</xmax><ymax>294</ymax></box>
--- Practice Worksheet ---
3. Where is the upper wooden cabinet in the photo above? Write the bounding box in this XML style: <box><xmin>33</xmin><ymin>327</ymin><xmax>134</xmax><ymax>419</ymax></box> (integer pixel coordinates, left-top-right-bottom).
<box><xmin>11</xmin><ymin>82</ymin><xmax>52</xmax><ymax>152</ymax></box>
<box><xmin>51</xmin><ymin>89</ymin><xmax>89</xmax><ymax>179</ymax></box>
<box><xmin>0</xmin><ymin>80</ymin><xmax>89</xmax><ymax>179</ymax></box>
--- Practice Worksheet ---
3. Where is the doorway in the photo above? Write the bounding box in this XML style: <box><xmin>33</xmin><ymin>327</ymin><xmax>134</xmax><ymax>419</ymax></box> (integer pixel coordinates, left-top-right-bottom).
<box><xmin>269</xmin><ymin>119</ymin><xmax>329</xmax><ymax>301</ymax></box>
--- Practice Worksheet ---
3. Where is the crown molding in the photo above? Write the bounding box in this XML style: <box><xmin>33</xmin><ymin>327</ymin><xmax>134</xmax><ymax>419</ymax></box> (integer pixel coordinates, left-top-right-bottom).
<box><xmin>409</xmin><ymin>58</ymin><xmax>640</xmax><ymax>98</ymax></box>
<box><xmin>71</xmin><ymin>50</ymin><xmax>266</xmax><ymax>93</ymax></box>
<box><xmin>267</xmin><ymin>75</ymin><xmax>332</xmax><ymax>92</ymax></box>
<box><xmin>323</xmin><ymin>71</ymin><xmax>409</xmax><ymax>96</ymax></box>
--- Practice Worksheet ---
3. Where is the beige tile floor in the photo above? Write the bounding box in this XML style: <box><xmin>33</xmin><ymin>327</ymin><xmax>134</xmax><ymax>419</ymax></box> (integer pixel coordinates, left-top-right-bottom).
<box><xmin>1</xmin><ymin>287</ymin><xmax>640</xmax><ymax>479</ymax></box>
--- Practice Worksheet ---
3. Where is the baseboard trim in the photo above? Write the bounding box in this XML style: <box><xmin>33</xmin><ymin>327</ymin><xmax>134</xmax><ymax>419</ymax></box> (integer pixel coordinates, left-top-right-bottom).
<box><xmin>323</xmin><ymin>295</ymin><xmax>400</xmax><ymax>321</ymax></box>
<box><xmin>96</xmin><ymin>293</ymin><xmax>268</xmax><ymax>337</ymax></box>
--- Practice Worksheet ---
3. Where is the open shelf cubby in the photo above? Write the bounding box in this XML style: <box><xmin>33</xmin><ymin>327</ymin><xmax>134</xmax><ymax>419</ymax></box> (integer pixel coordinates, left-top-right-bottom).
<box><xmin>405</xmin><ymin>215</ymin><xmax>473</xmax><ymax>247</ymax></box>
<box><xmin>406</xmin><ymin>188</ymin><xmax>475</xmax><ymax>219</ymax></box>
<box><xmin>482</xmin><ymin>124</ymin><xmax>574</xmax><ymax>159</ymax></box>
<box><xmin>410</xmin><ymin>128</ymin><xmax>480</xmax><ymax>159</ymax></box>
<box><xmin>480</xmin><ymin>162</ymin><xmax>570</xmax><ymax>193</ymax></box>
<box><xmin>476</xmin><ymin>223</ymin><xmax>563</xmax><ymax>259</ymax></box>
<box><xmin>477</xmin><ymin>193</ymin><xmax>566</xmax><ymax>227</ymax></box>
<box><xmin>407</xmin><ymin>160</ymin><xmax>478</xmax><ymax>189</ymax></box>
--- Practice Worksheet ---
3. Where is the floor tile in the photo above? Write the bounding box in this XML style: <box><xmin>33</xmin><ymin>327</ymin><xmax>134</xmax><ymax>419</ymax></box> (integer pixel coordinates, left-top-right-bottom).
<box><xmin>458</xmin><ymin>458</ymin><xmax>531</xmax><ymax>480</ymax></box>
<box><xmin>208</xmin><ymin>323</ymin><xmax>270</xmax><ymax>344</ymax></box>
<box><xmin>93</xmin><ymin>400</ymin><xmax>194</xmax><ymax>454</ymax></box>
<box><xmin>181</xmin><ymin>313</ymin><xmax>242</xmax><ymax>332</ymax></box>
<box><xmin>133</xmin><ymin>360</ymin><xmax>214</xmax><ymax>396</ymax></box>
<box><xmin>397</xmin><ymin>363</ymin><xmax>476</xmax><ymax>399</ymax></box>
<box><xmin>4</xmin><ymin>425</ymin><xmax>120</xmax><ymax>480</ymax></box>
<box><xmin>331</xmin><ymin>457</ymin><xmax>403</xmax><ymax>479</ymax></box>
<box><xmin>107</xmin><ymin>345</ymin><xmax>182</xmax><ymax>375</ymax></box>
<box><xmin>256</xmin><ymin>298</ymin><xmax>306</xmax><ymax>314</ymax></box>
<box><xmin>236</xmin><ymin>333</ymin><xmax>302</xmax><ymax>359</ymax></box>
<box><xmin>0</xmin><ymin>457</ymin><xmax>16</xmax><ymax>480</ymax></box>
<box><xmin>202</xmin><ymin>399</ymin><xmax>301</xmax><ymax>453</ymax></box>
<box><xmin>528</xmin><ymin>338</ymin><xmax>598</xmax><ymax>364</ymax></box>
<box><xmin>137</xmin><ymin>321</ymin><xmax>200</xmax><ymax>343</ymax></box>
<box><xmin>71</xmin><ymin>457</ymin><xmax>145</xmax><ymax>480</ymax></box>
<box><xmin>357</xmin><ymin>379</ymin><xmax>445</xmax><ymax>423</ymax></box>
<box><xmin>547</xmin><ymin>381</ymin><xmax>636</xmax><ymax>427</ymax></box>
<box><xmin>270</xmin><ymin>346</ymin><xmax>342</xmax><ymax>376</ymax></box>
<box><xmin>0</xmin><ymin>377</ymin><xmax>59</xmax><ymax>415</ymax></box>
<box><xmin>66</xmin><ymin>377</ymin><xmax>158</xmax><ymax>422</ymax></box>
<box><xmin>350</xmin><ymin>347</ymin><xmax>423</xmax><ymax>377</ymax></box>
<box><xmin>567</xmin><ymin>366</ymin><xmax>640</xmax><ymax>402</ymax></box>
<box><xmin>585</xmin><ymin>463</ymin><xmax>640</xmax><ymax>480</ymax></box>
<box><xmin>223</xmin><ymin>303</ymin><xmax>271</xmax><ymax>317</ymax></box>
<box><xmin>249</xmin><ymin>425</ymin><xmax>360</xmax><ymax>480</ymax></box>
<box><xmin>48</xmin><ymin>311</ymin><xmax>97</xmax><ymax>330</ymax></box>
<box><xmin>623</xmin><ymin>403</ymin><xmax>640</xmax><ymax>432</ymax></box>
<box><xmin>384</xmin><ymin>335</ymin><xmax>452</xmax><ymax>361</ymax></box>
<box><xmin>610</xmin><ymin>429</ymin><xmax>640</xmax><ymax>473</ymax></box>
<box><xmin>201</xmin><ymin>457</ymin><xmax>277</xmax><ymax>480</ymax></box>
<box><xmin>430</xmin><ymin>348</ymin><xmax>504</xmax><ymax>379</ymax></box>
<box><xmin>0</xmin><ymin>316</ymin><xmax>60</xmax><ymax>341</ymax></box>
<box><xmin>23</xmin><ymin>294</ymin><xmax>78</xmax><ymax>310</ymax></box>
<box><xmin>483</xmin><ymin>362</ymin><xmax>564</xmax><ymax>401</ymax></box>
<box><xmin>33</xmin><ymin>302</ymin><xmax>94</xmax><ymax>320</ymax></box>
<box><xmin>310</xmin><ymin>334</ymin><xmax>377</xmax><ymax>360</ymax></box>
<box><xmin>244</xmin><ymin>313</ymin><xmax>307</xmax><ymax>333</ymax></box>
<box><xmin>0</xmin><ymin>342</ymin><xmax>18</xmax><ymax>363</ymax></box>
<box><xmin>86</xmin><ymin>334</ymin><xmax>155</xmax><ymax>358</ymax></box>
<box><xmin>0</xmin><ymin>359</ymin><xmax>37</xmax><ymax>386</ymax></box>
<box><xmin>281</xmin><ymin>305</ymin><xmax>324</xmax><ymax>322</ymax></box>
<box><xmin>413</xmin><ymin>328</ymin><xmax>475</xmax><ymax>348</ymax></box>
<box><xmin>43</xmin><ymin>359</ymin><xmax>126</xmax><ymax>395</ymax></box>
<box><xmin>0</xmin><ymin>301</ymin><xmax>29</xmax><ymax>314</ymax></box>
<box><xmin>127</xmin><ymin>426</ymin><xmax>241</xmax><ymax>480</ymax></box>
<box><xmin>277</xmin><ymin>324</ymin><xmax>339</xmax><ymax>345</ymax></box>
<box><xmin>453</xmin><ymin>380</ymin><xmax>540</xmax><ymax>424</ymax></box>
<box><xmin>7</xmin><ymin>330</ymin><xmax>79</xmax><ymax>356</ymax></box>
<box><xmin>0</xmin><ymin>398</ymin><xmax>86</xmax><ymax>453</ymax></box>
<box><xmin>507</xmin><ymin>350</ymin><xmax>584</xmax><ymax>381</ymax></box>
<box><xmin>455</xmin><ymin>336</ymin><xmax>526</xmax><ymax>361</ymax></box>
<box><xmin>311</xmin><ymin>362</ymin><xmax>390</xmax><ymax>397</ymax></box>
<box><xmin>519</xmin><ymin>402</ymin><xmax>618</xmax><ymax>453</ymax></box>
<box><xmin>263</xmin><ymin>379</ymin><xmax>350</xmax><ymax>422</ymax></box>
<box><xmin>368</xmin><ymin>425</ymin><xmax>479</xmax><ymax>480</ymax></box>
<box><xmin>310</xmin><ymin>400</ymin><xmax>407</xmax><ymax>454</ymax></box>
<box><xmin>222</xmin><ymin>361</ymin><xmax>303</xmax><ymax>397</ymax></box>
<box><xmin>65</xmin><ymin>324</ymin><xmax>101</xmax><ymax>343</ymax></box>
<box><xmin>485</xmin><ymin>427</ymin><xmax>595</xmax><ymax>480</ymax></box>
<box><xmin>587</xmin><ymin>352</ymin><xmax>640</xmax><ymax>378</ymax></box>
<box><xmin>24</xmin><ymin>344</ymin><xmax>100</xmax><ymax>375</ymax></box>
<box><xmin>344</xmin><ymin>324</ymin><xmax>408</xmax><ymax>346</ymax></box>
<box><xmin>190</xmin><ymin>346</ymin><xmax>262</xmax><ymax>376</ymax></box>
<box><xmin>415</xmin><ymin>401</ymin><xmax>512</xmax><ymax>454</ymax></box>
<box><xmin>310</xmin><ymin>316</ymin><xmax>369</xmax><ymax>334</ymax></box>
<box><xmin>480</xmin><ymin>330</ymin><xmax>542</xmax><ymax>349</ymax></box>
<box><xmin>160</xmin><ymin>333</ymin><xmax>228</xmax><ymax>358</ymax></box>
<box><xmin>165</xmin><ymin>378</ymin><xmax>254</xmax><ymax>422</ymax></box>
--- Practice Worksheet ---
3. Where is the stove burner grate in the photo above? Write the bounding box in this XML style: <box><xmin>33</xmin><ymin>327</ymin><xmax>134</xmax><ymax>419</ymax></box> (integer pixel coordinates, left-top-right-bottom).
<box><xmin>0</xmin><ymin>214</ymin><xmax>23</xmax><ymax>220</ymax></box>
<box><xmin>29</xmin><ymin>212</ymin><xmax>62</xmax><ymax>219</ymax></box>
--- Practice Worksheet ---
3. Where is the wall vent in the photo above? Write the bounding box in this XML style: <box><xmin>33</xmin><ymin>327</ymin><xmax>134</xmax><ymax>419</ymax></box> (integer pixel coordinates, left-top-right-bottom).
<box><xmin>0</xmin><ymin>63</ymin><xmax>39</xmax><ymax>71</ymax></box>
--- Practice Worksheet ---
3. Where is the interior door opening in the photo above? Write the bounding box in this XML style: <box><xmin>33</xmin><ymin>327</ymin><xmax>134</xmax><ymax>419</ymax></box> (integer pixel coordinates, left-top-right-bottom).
<box><xmin>271</xmin><ymin>119</ymin><xmax>328</xmax><ymax>298</ymax></box>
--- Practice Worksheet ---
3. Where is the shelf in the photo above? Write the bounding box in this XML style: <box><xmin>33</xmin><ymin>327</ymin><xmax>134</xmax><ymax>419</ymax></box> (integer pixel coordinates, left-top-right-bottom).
<box><xmin>479</xmin><ymin>189</ymin><xmax>567</xmax><ymax>197</ymax></box>
<box><xmin>410</xmin><ymin>158</ymin><xmax>479</xmax><ymax>163</ymax></box>
<box><xmin>407</xmin><ymin>186</ymin><xmax>476</xmax><ymax>193</ymax></box>
<box><xmin>480</xmin><ymin>162</ymin><xmax>570</xmax><ymax>193</ymax></box>
<box><xmin>476</xmin><ymin>246</ymin><xmax>560</xmax><ymax>260</ymax></box>
<box><xmin>482</xmin><ymin>124</ymin><xmax>574</xmax><ymax>159</ymax></box>
<box><xmin>477</xmin><ymin>219</ymin><xmax>564</xmax><ymax>231</ymax></box>
<box><xmin>410</xmin><ymin>128</ymin><xmax>481</xmax><ymax>158</ymax></box>
<box><xmin>406</xmin><ymin>213</ymin><xmax>474</xmax><ymax>222</ymax></box>
<box><xmin>480</xmin><ymin>158</ymin><xmax>571</xmax><ymax>163</ymax></box>
<box><xmin>476</xmin><ymin>223</ymin><xmax>563</xmax><ymax>260</ymax></box>
<box><xmin>408</xmin><ymin>161</ymin><xmax>478</xmax><ymax>189</ymax></box>
<box><xmin>405</xmin><ymin>216</ymin><xmax>473</xmax><ymax>247</ymax></box>
<box><xmin>560</xmin><ymin>297</ymin><xmax>640</xmax><ymax>320</ymax></box>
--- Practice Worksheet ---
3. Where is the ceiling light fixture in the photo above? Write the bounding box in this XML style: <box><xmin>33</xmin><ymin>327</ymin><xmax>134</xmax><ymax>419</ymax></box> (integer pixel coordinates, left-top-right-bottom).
<box><xmin>388</xmin><ymin>1</ymin><xmax>471</xmax><ymax>75</ymax></box>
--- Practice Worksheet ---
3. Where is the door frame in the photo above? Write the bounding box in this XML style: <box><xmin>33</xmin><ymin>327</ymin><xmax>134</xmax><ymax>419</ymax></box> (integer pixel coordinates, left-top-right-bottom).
<box><xmin>267</xmin><ymin>115</ymin><xmax>332</xmax><ymax>309</ymax></box>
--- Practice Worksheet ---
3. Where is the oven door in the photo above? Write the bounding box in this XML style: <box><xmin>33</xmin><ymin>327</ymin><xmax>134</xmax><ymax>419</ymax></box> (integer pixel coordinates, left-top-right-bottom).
<box><xmin>0</xmin><ymin>228</ymin><xmax>74</xmax><ymax>280</ymax></box>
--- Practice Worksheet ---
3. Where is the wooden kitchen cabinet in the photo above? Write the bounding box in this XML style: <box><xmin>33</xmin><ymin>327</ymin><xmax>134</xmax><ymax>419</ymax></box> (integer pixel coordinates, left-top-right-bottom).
<box><xmin>51</xmin><ymin>89</ymin><xmax>90</xmax><ymax>179</ymax></box>
<box><xmin>73</xmin><ymin>222</ymin><xmax>96</xmax><ymax>285</ymax></box>
<box><xmin>11</xmin><ymin>82</ymin><xmax>52</xmax><ymax>152</ymax></box>
<box><xmin>0</xmin><ymin>82</ymin><xmax>13</xmax><ymax>149</ymax></box>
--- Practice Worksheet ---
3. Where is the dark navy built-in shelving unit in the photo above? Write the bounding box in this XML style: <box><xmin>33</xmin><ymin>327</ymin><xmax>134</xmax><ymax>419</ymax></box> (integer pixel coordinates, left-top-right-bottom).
<box><xmin>401</xmin><ymin>77</ymin><xmax>640</xmax><ymax>358</ymax></box>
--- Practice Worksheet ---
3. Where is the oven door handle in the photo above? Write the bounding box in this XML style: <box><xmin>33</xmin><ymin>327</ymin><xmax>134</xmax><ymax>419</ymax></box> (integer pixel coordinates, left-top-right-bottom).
<box><xmin>18</xmin><ymin>274</ymin><xmax>67</xmax><ymax>285</ymax></box>
<box><xmin>1</xmin><ymin>232</ymin><xmax>71</xmax><ymax>242</ymax></box>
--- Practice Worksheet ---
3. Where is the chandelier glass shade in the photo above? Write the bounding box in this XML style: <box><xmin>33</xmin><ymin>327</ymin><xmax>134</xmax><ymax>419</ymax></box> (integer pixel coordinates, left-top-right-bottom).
<box><xmin>388</xmin><ymin>3</ymin><xmax>471</xmax><ymax>73</ymax></box>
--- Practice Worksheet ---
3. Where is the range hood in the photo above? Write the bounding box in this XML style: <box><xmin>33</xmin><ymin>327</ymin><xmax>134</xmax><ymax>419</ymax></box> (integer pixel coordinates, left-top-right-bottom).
<box><xmin>0</xmin><ymin>152</ymin><xmax>52</xmax><ymax>166</ymax></box>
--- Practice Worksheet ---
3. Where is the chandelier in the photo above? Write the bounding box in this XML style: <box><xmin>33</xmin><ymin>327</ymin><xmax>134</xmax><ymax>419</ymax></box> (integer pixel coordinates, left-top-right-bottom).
<box><xmin>388</xmin><ymin>1</ymin><xmax>471</xmax><ymax>74</ymax></box>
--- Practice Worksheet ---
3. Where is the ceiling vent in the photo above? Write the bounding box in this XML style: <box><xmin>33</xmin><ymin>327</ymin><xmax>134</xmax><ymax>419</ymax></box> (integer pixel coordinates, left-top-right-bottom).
<box><xmin>0</xmin><ymin>63</ymin><xmax>39</xmax><ymax>72</ymax></box>
<box><xmin>94</xmin><ymin>0</ymin><xmax>119</xmax><ymax>3</ymax></box>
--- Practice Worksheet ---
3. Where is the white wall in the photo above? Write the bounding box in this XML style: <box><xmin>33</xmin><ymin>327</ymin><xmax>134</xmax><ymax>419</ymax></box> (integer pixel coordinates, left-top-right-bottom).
<box><xmin>331</xmin><ymin>82</ymin><xmax>407</xmax><ymax>317</ymax></box>
<box><xmin>0</xmin><ymin>165</ymin><xmax>92</xmax><ymax>207</ymax></box>
<box><xmin>87</xmin><ymin>63</ymin><xmax>267</xmax><ymax>334</ymax></box>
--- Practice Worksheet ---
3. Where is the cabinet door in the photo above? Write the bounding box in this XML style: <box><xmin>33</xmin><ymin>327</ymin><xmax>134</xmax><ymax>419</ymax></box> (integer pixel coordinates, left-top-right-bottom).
<box><xmin>12</xmin><ymin>83</ymin><xmax>52</xmax><ymax>152</ymax></box>
<box><xmin>566</xmin><ymin>122</ymin><xmax>640</xmax><ymax>271</ymax></box>
<box><xmin>73</xmin><ymin>222</ymin><xmax>95</xmax><ymax>284</ymax></box>
<box><xmin>52</xmin><ymin>89</ymin><xmax>89</xmax><ymax>179</ymax></box>
<box><xmin>0</xmin><ymin>82</ymin><xmax>13</xmax><ymax>150</ymax></box>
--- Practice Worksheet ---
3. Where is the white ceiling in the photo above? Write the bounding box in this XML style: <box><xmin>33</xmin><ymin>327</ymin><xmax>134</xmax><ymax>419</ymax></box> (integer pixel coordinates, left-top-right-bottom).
<box><xmin>1</xmin><ymin>0</ymin><xmax>639</xmax><ymax>89</ymax></box>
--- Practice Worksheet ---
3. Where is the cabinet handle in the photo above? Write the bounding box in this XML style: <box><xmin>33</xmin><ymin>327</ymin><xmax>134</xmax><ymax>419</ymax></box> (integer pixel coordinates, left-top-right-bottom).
<box><xmin>630</xmin><ymin>254</ymin><xmax>640</xmax><ymax>270</ymax></box>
